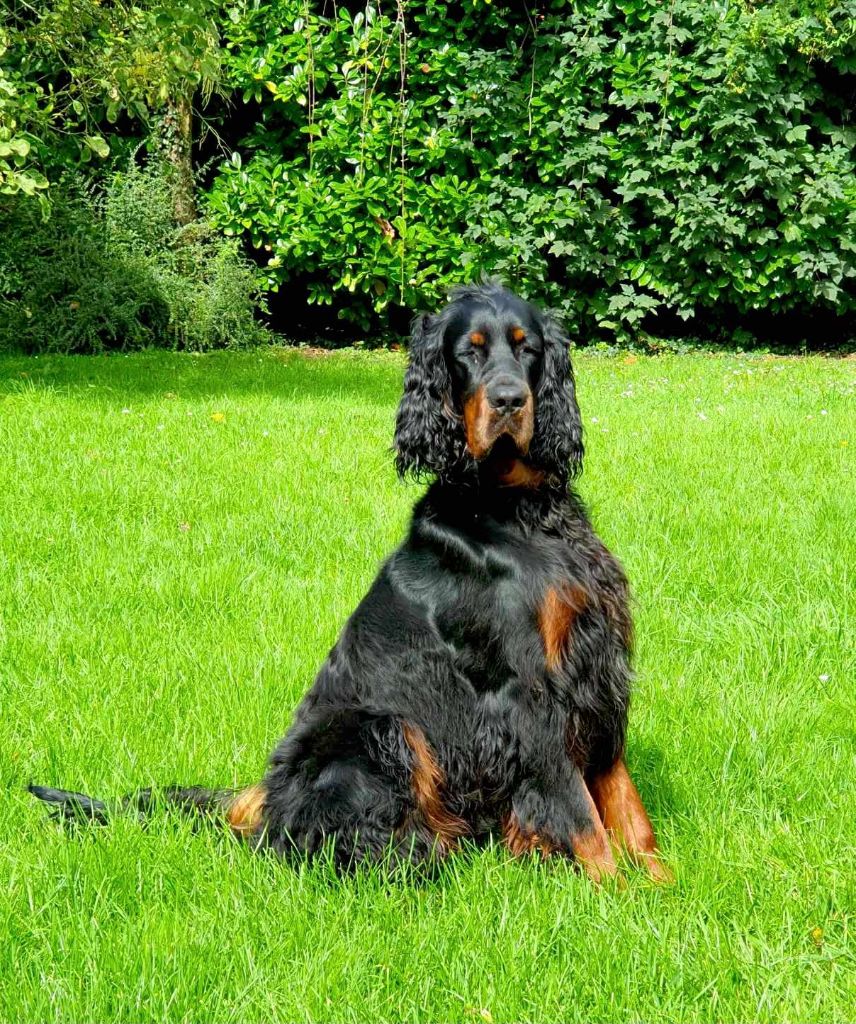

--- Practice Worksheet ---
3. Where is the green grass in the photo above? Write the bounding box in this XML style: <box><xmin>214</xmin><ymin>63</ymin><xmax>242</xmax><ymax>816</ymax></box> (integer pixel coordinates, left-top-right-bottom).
<box><xmin>0</xmin><ymin>348</ymin><xmax>853</xmax><ymax>1024</ymax></box>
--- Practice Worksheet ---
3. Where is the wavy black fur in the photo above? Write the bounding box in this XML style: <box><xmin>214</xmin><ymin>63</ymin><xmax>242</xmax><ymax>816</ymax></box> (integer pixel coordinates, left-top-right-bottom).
<box><xmin>395</xmin><ymin>281</ymin><xmax>583</xmax><ymax>483</ymax></box>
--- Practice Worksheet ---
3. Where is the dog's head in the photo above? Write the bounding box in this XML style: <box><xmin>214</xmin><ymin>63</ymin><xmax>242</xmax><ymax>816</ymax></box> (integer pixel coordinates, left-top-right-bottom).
<box><xmin>394</xmin><ymin>282</ymin><xmax>583</xmax><ymax>485</ymax></box>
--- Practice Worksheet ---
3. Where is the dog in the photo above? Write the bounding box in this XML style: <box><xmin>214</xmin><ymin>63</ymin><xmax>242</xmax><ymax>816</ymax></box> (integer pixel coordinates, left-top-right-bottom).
<box><xmin>31</xmin><ymin>281</ymin><xmax>670</xmax><ymax>883</ymax></box>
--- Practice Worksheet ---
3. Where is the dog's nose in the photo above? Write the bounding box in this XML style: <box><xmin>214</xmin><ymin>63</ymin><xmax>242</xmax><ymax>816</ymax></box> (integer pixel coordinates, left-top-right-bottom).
<box><xmin>489</xmin><ymin>380</ymin><xmax>528</xmax><ymax>415</ymax></box>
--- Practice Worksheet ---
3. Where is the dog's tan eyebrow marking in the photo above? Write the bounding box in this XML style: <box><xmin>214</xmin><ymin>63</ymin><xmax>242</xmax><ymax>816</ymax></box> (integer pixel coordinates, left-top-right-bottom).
<box><xmin>469</xmin><ymin>331</ymin><xmax>486</xmax><ymax>346</ymax></box>
<box><xmin>511</xmin><ymin>327</ymin><xmax>526</xmax><ymax>343</ymax></box>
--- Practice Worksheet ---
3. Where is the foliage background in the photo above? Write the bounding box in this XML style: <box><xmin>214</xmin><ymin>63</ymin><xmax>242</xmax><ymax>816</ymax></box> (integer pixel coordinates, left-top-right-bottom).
<box><xmin>210</xmin><ymin>0</ymin><xmax>856</xmax><ymax>339</ymax></box>
<box><xmin>1</xmin><ymin>0</ymin><xmax>855</xmax><ymax>348</ymax></box>
<box><xmin>0</xmin><ymin>164</ymin><xmax>267</xmax><ymax>354</ymax></box>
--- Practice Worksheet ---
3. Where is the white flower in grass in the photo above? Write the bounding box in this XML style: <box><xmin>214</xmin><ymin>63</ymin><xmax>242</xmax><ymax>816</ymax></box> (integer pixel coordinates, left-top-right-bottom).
<box><xmin>819</xmin><ymin>674</ymin><xmax>829</xmax><ymax>682</ymax></box>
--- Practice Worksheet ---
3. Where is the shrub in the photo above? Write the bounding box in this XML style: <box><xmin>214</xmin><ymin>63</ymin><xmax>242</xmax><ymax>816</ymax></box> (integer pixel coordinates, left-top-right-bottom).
<box><xmin>0</xmin><ymin>29</ymin><xmax>50</xmax><ymax>211</ymax></box>
<box><xmin>207</xmin><ymin>0</ymin><xmax>856</xmax><ymax>341</ymax></box>
<box><xmin>0</xmin><ymin>159</ymin><xmax>269</xmax><ymax>354</ymax></box>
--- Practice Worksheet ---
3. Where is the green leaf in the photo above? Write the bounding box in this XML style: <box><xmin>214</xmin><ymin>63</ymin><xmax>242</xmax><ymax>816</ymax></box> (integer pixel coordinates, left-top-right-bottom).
<box><xmin>84</xmin><ymin>136</ymin><xmax>110</xmax><ymax>159</ymax></box>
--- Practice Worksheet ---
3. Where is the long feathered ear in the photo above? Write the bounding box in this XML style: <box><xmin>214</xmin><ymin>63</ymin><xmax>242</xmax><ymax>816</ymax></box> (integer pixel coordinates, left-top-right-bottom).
<box><xmin>394</xmin><ymin>312</ymin><xmax>466</xmax><ymax>480</ymax></box>
<box><xmin>529</xmin><ymin>312</ymin><xmax>584</xmax><ymax>482</ymax></box>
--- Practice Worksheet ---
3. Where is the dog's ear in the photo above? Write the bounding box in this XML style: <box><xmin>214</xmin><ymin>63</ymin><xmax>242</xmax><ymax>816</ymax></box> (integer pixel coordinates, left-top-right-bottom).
<box><xmin>529</xmin><ymin>312</ymin><xmax>584</xmax><ymax>481</ymax></box>
<box><xmin>394</xmin><ymin>312</ymin><xmax>465</xmax><ymax>479</ymax></box>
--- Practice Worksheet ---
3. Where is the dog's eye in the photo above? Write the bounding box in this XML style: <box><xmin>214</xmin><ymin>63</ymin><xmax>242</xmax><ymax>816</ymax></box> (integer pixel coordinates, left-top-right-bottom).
<box><xmin>511</xmin><ymin>327</ymin><xmax>526</xmax><ymax>344</ymax></box>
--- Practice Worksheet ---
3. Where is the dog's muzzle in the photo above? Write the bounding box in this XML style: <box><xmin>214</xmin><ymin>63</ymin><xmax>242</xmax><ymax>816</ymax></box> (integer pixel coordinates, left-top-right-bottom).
<box><xmin>463</xmin><ymin>382</ymin><xmax>535</xmax><ymax>460</ymax></box>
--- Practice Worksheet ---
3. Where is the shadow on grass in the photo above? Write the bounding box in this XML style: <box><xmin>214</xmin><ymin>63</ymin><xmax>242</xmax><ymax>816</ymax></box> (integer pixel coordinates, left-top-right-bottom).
<box><xmin>628</xmin><ymin>740</ymin><xmax>684</xmax><ymax>825</ymax></box>
<box><xmin>0</xmin><ymin>348</ymin><xmax>405</xmax><ymax>407</ymax></box>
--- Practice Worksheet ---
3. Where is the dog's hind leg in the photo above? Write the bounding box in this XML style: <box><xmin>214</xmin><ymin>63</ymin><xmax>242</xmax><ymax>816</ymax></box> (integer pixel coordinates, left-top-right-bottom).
<box><xmin>261</xmin><ymin>760</ymin><xmax>420</xmax><ymax>870</ymax></box>
<box><xmin>400</xmin><ymin>722</ymin><xmax>468</xmax><ymax>855</ymax></box>
<box><xmin>261</xmin><ymin>714</ymin><xmax>467</xmax><ymax>871</ymax></box>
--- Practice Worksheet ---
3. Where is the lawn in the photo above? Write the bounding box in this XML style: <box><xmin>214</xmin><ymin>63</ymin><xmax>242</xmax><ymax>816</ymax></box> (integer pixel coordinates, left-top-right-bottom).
<box><xmin>0</xmin><ymin>347</ymin><xmax>853</xmax><ymax>1023</ymax></box>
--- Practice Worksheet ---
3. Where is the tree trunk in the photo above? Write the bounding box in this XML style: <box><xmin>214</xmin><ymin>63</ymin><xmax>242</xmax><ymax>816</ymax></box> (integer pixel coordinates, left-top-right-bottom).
<box><xmin>156</xmin><ymin>90</ymin><xmax>196</xmax><ymax>227</ymax></box>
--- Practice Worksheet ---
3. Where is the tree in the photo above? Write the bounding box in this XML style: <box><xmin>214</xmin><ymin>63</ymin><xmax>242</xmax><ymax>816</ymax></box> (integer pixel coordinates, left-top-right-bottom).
<box><xmin>0</xmin><ymin>26</ymin><xmax>50</xmax><ymax>209</ymax></box>
<box><xmin>2</xmin><ymin>0</ymin><xmax>224</xmax><ymax>223</ymax></box>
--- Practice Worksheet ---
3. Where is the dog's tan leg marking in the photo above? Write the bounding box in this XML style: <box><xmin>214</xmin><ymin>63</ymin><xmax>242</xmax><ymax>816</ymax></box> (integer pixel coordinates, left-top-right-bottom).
<box><xmin>502</xmin><ymin>813</ymin><xmax>558</xmax><ymax>859</ymax></box>
<box><xmin>569</xmin><ymin>780</ymin><xmax>620</xmax><ymax>883</ymax></box>
<box><xmin>504</xmin><ymin>784</ymin><xmax>618</xmax><ymax>884</ymax></box>
<box><xmin>226</xmin><ymin>784</ymin><xmax>266</xmax><ymax>838</ymax></box>
<box><xmin>589</xmin><ymin>760</ymin><xmax>672</xmax><ymax>882</ymax></box>
<box><xmin>402</xmin><ymin>723</ymin><xmax>469</xmax><ymax>852</ymax></box>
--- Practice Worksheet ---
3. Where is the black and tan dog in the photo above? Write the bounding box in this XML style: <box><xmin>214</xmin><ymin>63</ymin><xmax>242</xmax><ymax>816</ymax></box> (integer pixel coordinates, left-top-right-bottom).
<box><xmin>32</xmin><ymin>282</ymin><xmax>670</xmax><ymax>883</ymax></box>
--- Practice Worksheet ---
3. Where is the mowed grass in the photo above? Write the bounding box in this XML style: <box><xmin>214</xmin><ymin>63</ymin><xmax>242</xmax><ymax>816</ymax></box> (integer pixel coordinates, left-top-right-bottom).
<box><xmin>0</xmin><ymin>347</ymin><xmax>853</xmax><ymax>1024</ymax></box>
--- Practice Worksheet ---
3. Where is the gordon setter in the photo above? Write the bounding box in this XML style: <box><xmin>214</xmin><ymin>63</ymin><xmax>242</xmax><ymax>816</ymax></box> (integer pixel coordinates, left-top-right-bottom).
<box><xmin>32</xmin><ymin>282</ymin><xmax>670</xmax><ymax>883</ymax></box>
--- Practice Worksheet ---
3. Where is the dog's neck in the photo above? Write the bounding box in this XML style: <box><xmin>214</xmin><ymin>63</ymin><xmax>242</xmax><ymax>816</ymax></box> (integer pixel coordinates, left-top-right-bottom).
<box><xmin>429</xmin><ymin>447</ymin><xmax>569</xmax><ymax>504</ymax></box>
<box><xmin>422</xmin><ymin>468</ymin><xmax>576</xmax><ymax>535</ymax></box>
<box><xmin>485</xmin><ymin>455</ymin><xmax>546</xmax><ymax>491</ymax></box>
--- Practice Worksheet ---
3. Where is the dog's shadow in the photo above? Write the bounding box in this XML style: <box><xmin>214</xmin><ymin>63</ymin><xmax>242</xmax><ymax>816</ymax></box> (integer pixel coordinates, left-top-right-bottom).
<box><xmin>625</xmin><ymin>740</ymin><xmax>684</xmax><ymax>827</ymax></box>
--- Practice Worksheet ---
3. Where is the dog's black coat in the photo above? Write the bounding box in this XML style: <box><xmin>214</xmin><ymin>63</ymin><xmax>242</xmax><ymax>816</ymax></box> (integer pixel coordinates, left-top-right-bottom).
<box><xmin>261</xmin><ymin>283</ymin><xmax>632</xmax><ymax>869</ymax></box>
<box><xmin>265</xmin><ymin>486</ymin><xmax>631</xmax><ymax>867</ymax></box>
<box><xmin>33</xmin><ymin>282</ymin><xmax>663</xmax><ymax>879</ymax></box>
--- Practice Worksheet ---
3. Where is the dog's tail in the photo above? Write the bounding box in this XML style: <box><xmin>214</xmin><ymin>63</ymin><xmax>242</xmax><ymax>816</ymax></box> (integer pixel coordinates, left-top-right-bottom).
<box><xmin>28</xmin><ymin>782</ymin><xmax>266</xmax><ymax>837</ymax></box>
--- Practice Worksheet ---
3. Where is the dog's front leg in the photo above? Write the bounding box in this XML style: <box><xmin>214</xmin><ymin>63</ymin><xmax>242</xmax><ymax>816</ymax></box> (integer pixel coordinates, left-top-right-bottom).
<box><xmin>503</xmin><ymin>766</ymin><xmax>618</xmax><ymax>883</ymax></box>
<box><xmin>588</xmin><ymin>759</ymin><xmax>673</xmax><ymax>882</ymax></box>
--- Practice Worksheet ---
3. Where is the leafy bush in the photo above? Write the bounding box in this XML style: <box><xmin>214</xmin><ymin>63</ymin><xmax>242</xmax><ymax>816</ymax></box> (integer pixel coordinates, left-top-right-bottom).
<box><xmin>207</xmin><ymin>0</ymin><xmax>856</xmax><ymax>340</ymax></box>
<box><xmin>0</xmin><ymin>28</ymin><xmax>50</xmax><ymax>209</ymax></box>
<box><xmin>0</xmin><ymin>159</ymin><xmax>268</xmax><ymax>354</ymax></box>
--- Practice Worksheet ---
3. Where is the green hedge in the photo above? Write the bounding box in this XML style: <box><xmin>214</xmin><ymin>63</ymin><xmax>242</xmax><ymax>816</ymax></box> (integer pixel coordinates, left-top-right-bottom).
<box><xmin>207</xmin><ymin>0</ymin><xmax>856</xmax><ymax>339</ymax></box>
<box><xmin>0</xmin><ymin>161</ymin><xmax>268</xmax><ymax>354</ymax></box>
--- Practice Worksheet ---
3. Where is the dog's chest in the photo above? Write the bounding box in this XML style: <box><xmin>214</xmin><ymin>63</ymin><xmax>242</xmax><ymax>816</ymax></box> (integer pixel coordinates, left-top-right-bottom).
<box><xmin>432</xmin><ymin>527</ymin><xmax>570</xmax><ymax>693</ymax></box>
